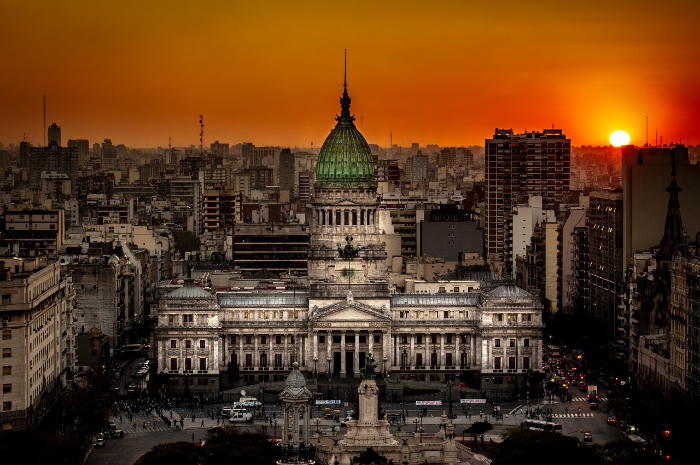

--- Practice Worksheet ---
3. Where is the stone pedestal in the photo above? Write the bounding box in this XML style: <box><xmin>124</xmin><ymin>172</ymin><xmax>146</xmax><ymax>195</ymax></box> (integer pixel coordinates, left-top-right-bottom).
<box><xmin>341</xmin><ymin>379</ymin><xmax>397</xmax><ymax>447</ymax></box>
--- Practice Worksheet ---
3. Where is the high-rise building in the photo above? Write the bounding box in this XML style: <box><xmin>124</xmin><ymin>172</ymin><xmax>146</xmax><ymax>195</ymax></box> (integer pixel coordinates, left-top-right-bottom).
<box><xmin>298</xmin><ymin>172</ymin><xmax>311</xmax><ymax>208</ymax></box>
<box><xmin>210</xmin><ymin>140</ymin><xmax>229</xmax><ymax>158</ymax></box>
<box><xmin>0</xmin><ymin>259</ymin><xmax>75</xmax><ymax>432</ymax></box>
<box><xmin>411</xmin><ymin>152</ymin><xmax>428</xmax><ymax>183</ymax></box>
<box><xmin>279</xmin><ymin>148</ymin><xmax>295</xmax><ymax>198</ymax></box>
<box><xmin>485</xmin><ymin>129</ymin><xmax>571</xmax><ymax>272</ymax></box>
<box><xmin>47</xmin><ymin>123</ymin><xmax>61</xmax><ymax>146</ymax></box>
<box><xmin>67</xmin><ymin>139</ymin><xmax>90</xmax><ymax>163</ymax></box>
<box><xmin>589</xmin><ymin>190</ymin><xmax>623</xmax><ymax>357</ymax></box>
<box><xmin>27</xmin><ymin>143</ymin><xmax>79</xmax><ymax>195</ymax></box>
<box><xmin>101</xmin><ymin>139</ymin><xmax>117</xmax><ymax>169</ymax></box>
<box><xmin>19</xmin><ymin>141</ymin><xmax>30</xmax><ymax>169</ymax></box>
<box><xmin>170</xmin><ymin>176</ymin><xmax>202</xmax><ymax>235</ymax></box>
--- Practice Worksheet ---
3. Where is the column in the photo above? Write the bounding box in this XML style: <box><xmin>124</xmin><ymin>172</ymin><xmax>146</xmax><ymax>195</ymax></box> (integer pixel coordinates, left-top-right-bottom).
<box><xmin>304</xmin><ymin>404</ymin><xmax>310</xmax><ymax>446</ymax></box>
<box><xmin>313</xmin><ymin>331</ymin><xmax>318</xmax><ymax>358</ymax></box>
<box><xmin>341</xmin><ymin>330</ymin><xmax>347</xmax><ymax>377</ymax></box>
<box><xmin>410</xmin><ymin>334</ymin><xmax>415</xmax><ymax>369</ymax></box>
<box><xmin>254</xmin><ymin>333</ymin><xmax>258</xmax><ymax>368</ymax></box>
<box><xmin>284</xmin><ymin>334</ymin><xmax>289</xmax><ymax>369</ymax></box>
<box><xmin>282</xmin><ymin>406</ymin><xmax>289</xmax><ymax>447</ymax></box>
<box><xmin>382</xmin><ymin>330</ymin><xmax>388</xmax><ymax>370</ymax></box>
<box><xmin>354</xmin><ymin>331</ymin><xmax>360</xmax><ymax>377</ymax></box>
<box><xmin>368</xmin><ymin>331</ymin><xmax>374</xmax><ymax>356</ymax></box>
<box><xmin>440</xmin><ymin>333</ymin><xmax>445</xmax><ymax>369</ymax></box>
<box><xmin>293</xmin><ymin>406</ymin><xmax>300</xmax><ymax>449</ymax></box>
<box><xmin>327</xmin><ymin>330</ymin><xmax>332</xmax><ymax>373</ymax></box>
<box><xmin>269</xmin><ymin>336</ymin><xmax>273</xmax><ymax>369</ymax></box>
<box><xmin>455</xmin><ymin>333</ymin><xmax>460</xmax><ymax>368</ymax></box>
<box><xmin>301</xmin><ymin>334</ymin><xmax>306</xmax><ymax>367</ymax></box>
<box><xmin>473</xmin><ymin>334</ymin><xmax>478</xmax><ymax>366</ymax></box>
<box><xmin>239</xmin><ymin>336</ymin><xmax>244</xmax><ymax>368</ymax></box>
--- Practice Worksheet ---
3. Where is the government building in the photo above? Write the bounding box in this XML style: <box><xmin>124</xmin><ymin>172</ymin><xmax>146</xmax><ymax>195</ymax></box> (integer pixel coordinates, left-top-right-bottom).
<box><xmin>154</xmin><ymin>76</ymin><xmax>544</xmax><ymax>400</ymax></box>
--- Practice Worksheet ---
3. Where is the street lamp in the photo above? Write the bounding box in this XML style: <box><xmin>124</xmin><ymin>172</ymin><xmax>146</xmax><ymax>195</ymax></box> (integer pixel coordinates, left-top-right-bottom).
<box><xmin>261</xmin><ymin>381</ymin><xmax>266</xmax><ymax>415</ymax></box>
<box><xmin>383</xmin><ymin>356</ymin><xmax>387</xmax><ymax>377</ymax></box>
<box><xmin>327</xmin><ymin>355</ymin><xmax>332</xmax><ymax>380</ymax></box>
<box><xmin>313</xmin><ymin>356</ymin><xmax>318</xmax><ymax>378</ymax></box>
<box><xmin>447</xmin><ymin>380</ymin><xmax>453</xmax><ymax>418</ymax></box>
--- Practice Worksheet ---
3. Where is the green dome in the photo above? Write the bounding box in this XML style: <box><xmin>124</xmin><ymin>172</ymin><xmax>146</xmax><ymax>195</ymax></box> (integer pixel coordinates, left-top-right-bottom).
<box><xmin>315</xmin><ymin>84</ymin><xmax>375</xmax><ymax>186</ymax></box>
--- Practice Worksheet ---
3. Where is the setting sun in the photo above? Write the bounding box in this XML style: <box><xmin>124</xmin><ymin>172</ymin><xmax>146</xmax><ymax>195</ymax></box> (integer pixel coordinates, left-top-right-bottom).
<box><xmin>609</xmin><ymin>130</ymin><xmax>631</xmax><ymax>147</ymax></box>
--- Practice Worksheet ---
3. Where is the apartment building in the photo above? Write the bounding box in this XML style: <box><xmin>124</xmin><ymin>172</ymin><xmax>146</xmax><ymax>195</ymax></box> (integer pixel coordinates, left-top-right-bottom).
<box><xmin>0</xmin><ymin>259</ymin><xmax>75</xmax><ymax>432</ymax></box>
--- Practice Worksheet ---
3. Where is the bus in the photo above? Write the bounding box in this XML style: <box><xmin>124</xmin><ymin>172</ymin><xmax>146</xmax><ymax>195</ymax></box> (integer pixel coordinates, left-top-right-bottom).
<box><xmin>522</xmin><ymin>420</ymin><xmax>562</xmax><ymax>434</ymax></box>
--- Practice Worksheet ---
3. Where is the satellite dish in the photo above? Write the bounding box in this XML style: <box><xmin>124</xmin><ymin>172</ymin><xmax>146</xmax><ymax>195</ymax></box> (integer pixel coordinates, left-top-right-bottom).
<box><xmin>240</xmin><ymin>390</ymin><xmax>246</xmax><ymax>397</ymax></box>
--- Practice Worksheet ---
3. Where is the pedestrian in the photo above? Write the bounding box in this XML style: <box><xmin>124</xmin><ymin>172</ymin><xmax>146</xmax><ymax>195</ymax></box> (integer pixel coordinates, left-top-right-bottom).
<box><xmin>133</xmin><ymin>423</ymin><xmax>136</xmax><ymax>429</ymax></box>
<box><xmin>201</xmin><ymin>419</ymin><xmax>204</xmax><ymax>427</ymax></box>
<box><xmin>270</xmin><ymin>417</ymin><xmax>273</xmax><ymax>426</ymax></box>
<box><xmin>120</xmin><ymin>415</ymin><xmax>122</xmax><ymax>422</ymax></box>
<box><xmin>565</xmin><ymin>407</ymin><xmax>568</xmax><ymax>414</ymax></box>
<box><xmin>143</xmin><ymin>422</ymin><xmax>146</xmax><ymax>429</ymax></box>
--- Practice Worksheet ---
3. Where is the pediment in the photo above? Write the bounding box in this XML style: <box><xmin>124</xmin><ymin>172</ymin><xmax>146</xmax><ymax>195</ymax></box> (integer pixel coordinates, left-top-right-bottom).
<box><xmin>311</xmin><ymin>300</ymin><xmax>391</xmax><ymax>322</ymax></box>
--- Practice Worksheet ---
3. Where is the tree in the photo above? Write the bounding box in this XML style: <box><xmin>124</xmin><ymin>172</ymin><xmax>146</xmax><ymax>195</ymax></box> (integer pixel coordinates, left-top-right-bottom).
<box><xmin>489</xmin><ymin>427</ymin><xmax>600</xmax><ymax>465</ymax></box>
<box><xmin>464</xmin><ymin>421</ymin><xmax>492</xmax><ymax>444</ymax></box>
<box><xmin>202</xmin><ymin>428</ymin><xmax>279</xmax><ymax>465</ymax></box>
<box><xmin>140</xmin><ymin>441</ymin><xmax>201</xmax><ymax>465</ymax></box>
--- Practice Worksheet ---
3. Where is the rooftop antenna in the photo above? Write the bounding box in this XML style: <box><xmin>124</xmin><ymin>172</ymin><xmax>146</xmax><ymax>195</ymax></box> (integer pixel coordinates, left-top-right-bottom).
<box><xmin>656</xmin><ymin>129</ymin><xmax>657</xmax><ymax>148</ymax></box>
<box><xmin>660</xmin><ymin>135</ymin><xmax>663</xmax><ymax>147</ymax></box>
<box><xmin>360</xmin><ymin>116</ymin><xmax>363</xmax><ymax>132</ymax></box>
<box><xmin>43</xmin><ymin>93</ymin><xmax>46</xmax><ymax>146</ymax></box>
<box><xmin>390</xmin><ymin>131</ymin><xmax>392</xmax><ymax>152</ymax></box>
<box><xmin>199</xmin><ymin>115</ymin><xmax>204</xmax><ymax>157</ymax></box>
<box><xmin>344</xmin><ymin>48</ymin><xmax>347</xmax><ymax>88</ymax></box>
<box><xmin>169</xmin><ymin>136</ymin><xmax>171</xmax><ymax>152</ymax></box>
<box><xmin>646</xmin><ymin>116</ymin><xmax>649</xmax><ymax>147</ymax></box>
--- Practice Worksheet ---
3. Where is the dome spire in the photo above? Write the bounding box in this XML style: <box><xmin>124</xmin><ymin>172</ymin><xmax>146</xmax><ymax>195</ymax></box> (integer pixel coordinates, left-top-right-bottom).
<box><xmin>338</xmin><ymin>49</ymin><xmax>354</xmax><ymax>124</ymax></box>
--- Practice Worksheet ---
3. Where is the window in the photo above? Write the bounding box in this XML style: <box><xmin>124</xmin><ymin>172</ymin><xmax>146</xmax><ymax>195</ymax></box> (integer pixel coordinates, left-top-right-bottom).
<box><xmin>2</xmin><ymin>384</ymin><xmax>10</xmax><ymax>393</ymax></box>
<box><xmin>509</xmin><ymin>339</ymin><xmax>515</xmax><ymax>348</ymax></box>
<box><xmin>231</xmin><ymin>336</ymin><xmax>237</xmax><ymax>344</ymax></box>
<box><xmin>261</xmin><ymin>336</ymin><xmax>266</xmax><ymax>345</ymax></box>
<box><xmin>333</xmin><ymin>335</ymin><xmax>341</xmax><ymax>344</ymax></box>
<box><xmin>438</xmin><ymin>286</ymin><xmax>446</xmax><ymax>293</ymax></box>
<box><xmin>401</xmin><ymin>335</ymin><xmax>408</xmax><ymax>344</ymax></box>
<box><xmin>245</xmin><ymin>336</ymin><xmax>252</xmax><ymax>345</ymax></box>
<box><xmin>2</xmin><ymin>349</ymin><xmax>10</xmax><ymax>358</ymax></box>
<box><xmin>199</xmin><ymin>358</ymin><xmax>207</xmax><ymax>370</ymax></box>
<box><xmin>494</xmin><ymin>339</ymin><xmax>500</xmax><ymax>348</ymax></box>
<box><xmin>507</xmin><ymin>376</ymin><xmax>516</xmax><ymax>385</ymax></box>
<box><xmin>259</xmin><ymin>353</ymin><xmax>267</xmax><ymax>367</ymax></box>
<box><xmin>168</xmin><ymin>315</ymin><xmax>174</xmax><ymax>324</ymax></box>
<box><xmin>170</xmin><ymin>358</ymin><xmax>177</xmax><ymax>370</ymax></box>
<box><xmin>2</xmin><ymin>366</ymin><xmax>10</xmax><ymax>375</ymax></box>
<box><xmin>497</xmin><ymin>314</ymin><xmax>503</xmax><ymax>322</ymax></box>
<box><xmin>1</xmin><ymin>331</ymin><xmax>10</xmax><ymax>340</ymax></box>
<box><xmin>319</xmin><ymin>335</ymin><xmax>325</xmax><ymax>344</ymax></box>
<box><xmin>170</xmin><ymin>340</ymin><xmax>177</xmax><ymax>348</ymax></box>
<box><xmin>199</xmin><ymin>340</ymin><xmax>206</xmax><ymax>348</ymax></box>
<box><xmin>524</xmin><ymin>338</ymin><xmax>529</xmax><ymax>348</ymax></box>
<box><xmin>1</xmin><ymin>295</ymin><xmax>9</xmax><ymax>305</ymax></box>
<box><xmin>183</xmin><ymin>314</ymin><xmax>193</xmax><ymax>323</ymax></box>
<box><xmin>523</xmin><ymin>357</ymin><xmax>530</xmax><ymax>370</ymax></box>
<box><xmin>275</xmin><ymin>354</ymin><xmax>282</xmax><ymax>367</ymax></box>
<box><xmin>446</xmin><ymin>335</ymin><xmax>452</xmax><ymax>344</ymax></box>
<box><xmin>290</xmin><ymin>335</ymin><xmax>295</xmax><ymax>344</ymax></box>
<box><xmin>374</xmin><ymin>335</ymin><xmax>380</xmax><ymax>344</ymax></box>
<box><xmin>431</xmin><ymin>335</ymin><xmax>437</xmax><ymax>344</ymax></box>
<box><xmin>508</xmin><ymin>357</ymin><xmax>516</xmax><ymax>370</ymax></box>
<box><xmin>359</xmin><ymin>335</ymin><xmax>366</xmax><ymax>344</ymax></box>
<box><xmin>185</xmin><ymin>358</ymin><xmax>192</xmax><ymax>371</ymax></box>
<box><xmin>494</xmin><ymin>357</ymin><xmax>501</xmax><ymax>370</ymax></box>
<box><xmin>2</xmin><ymin>401</ymin><xmax>10</xmax><ymax>411</ymax></box>
<box><xmin>416</xmin><ymin>335</ymin><xmax>422</xmax><ymax>344</ymax></box>
<box><xmin>276</xmin><ymin>336</ymin><xmax>282</xmax><ymax>344</ymax></box>
<box><xmin>345</xmin><ymin>334</ymin><xmax>354</xmax><ymax>343</ymax></box>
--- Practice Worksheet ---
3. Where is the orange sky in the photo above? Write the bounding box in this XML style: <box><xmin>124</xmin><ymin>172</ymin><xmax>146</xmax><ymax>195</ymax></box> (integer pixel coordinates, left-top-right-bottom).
<box><xmin>1</xmin><ymin>0</ymin><xmax>699</xmax><ymax>149</ymax></box>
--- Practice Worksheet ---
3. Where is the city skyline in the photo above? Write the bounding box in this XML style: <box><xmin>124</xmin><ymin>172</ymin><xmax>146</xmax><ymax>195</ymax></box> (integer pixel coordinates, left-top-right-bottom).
<box><xmin>2</xmin><ymin>1</ymin><xmax>699</xmax><ymax>149</ymax></box>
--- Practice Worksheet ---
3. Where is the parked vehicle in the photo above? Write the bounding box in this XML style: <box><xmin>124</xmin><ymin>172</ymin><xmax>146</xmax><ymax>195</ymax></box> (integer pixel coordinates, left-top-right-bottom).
<box><xmin>228</xmin><ymin>409</ymin><xmax>252</xmax><ymax>423</ymax></box>
<box><xmin>111</xmin><ymin>430</ymin><xmax>124</xmax><ymax>438</ymax></box>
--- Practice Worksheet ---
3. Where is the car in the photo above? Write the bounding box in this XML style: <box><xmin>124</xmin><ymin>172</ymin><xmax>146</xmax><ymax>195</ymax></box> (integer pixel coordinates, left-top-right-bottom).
<box><xmin>607</xmin><ymin>416</ymin><xmax>616</xmax><ymax>425</ymax></box>
<box><xmin>589</xmin><ymin>401</ymin><xmax>598</xmax><ymax>410</ymax></box>
<box><xmin>579</xmin><ymin>382</ymin><xmax>587</xmax><ymax>391</ymax></box>
<box><xmin>95</xmin><ymin>438</ymin><xmax>105</xmax><ymax>447</ymax></box>
<box><xmin>108</xmin><ymin>421</ymin><xmax>117</xmax><ymax>430</ymax></box>
<box><xmin>584</xmin><ymin>432</ymin><xmax>592</xmax><ymax>442</ymax></box>
<box><xmin>110</xmin><ymin>430</ymin><xmax>124</xmax><ymax>438</ymax></box>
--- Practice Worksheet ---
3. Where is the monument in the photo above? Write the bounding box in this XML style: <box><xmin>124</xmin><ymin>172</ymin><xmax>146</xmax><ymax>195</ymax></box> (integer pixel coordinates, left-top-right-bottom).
<box><xmin>316</xmin><ymin>353</ymin><xmax>481</xmax><ymax>465</ymax></box>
